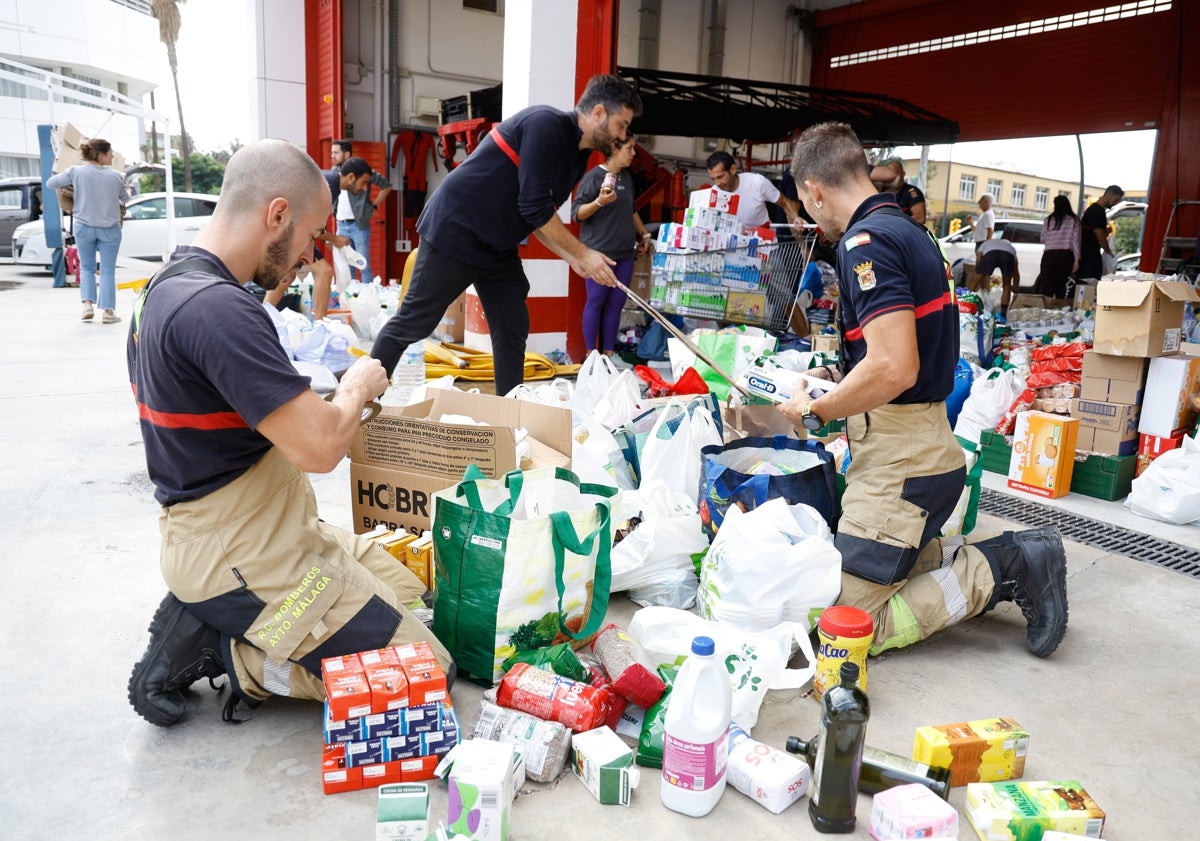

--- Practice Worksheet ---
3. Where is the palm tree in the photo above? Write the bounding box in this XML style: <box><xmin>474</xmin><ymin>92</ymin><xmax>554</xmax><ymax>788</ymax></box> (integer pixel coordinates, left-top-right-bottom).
<box><xmin>151</xmin><ymin>0</ymin><xmax>193</xmax><ymax>192</ymax></box>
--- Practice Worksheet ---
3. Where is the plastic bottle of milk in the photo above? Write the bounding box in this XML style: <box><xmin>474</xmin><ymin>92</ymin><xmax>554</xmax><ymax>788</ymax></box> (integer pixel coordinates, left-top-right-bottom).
<box><xmin>661</xmin><ymin>636</ymin><xmax>732</xmax><ymax>817</ymax></box>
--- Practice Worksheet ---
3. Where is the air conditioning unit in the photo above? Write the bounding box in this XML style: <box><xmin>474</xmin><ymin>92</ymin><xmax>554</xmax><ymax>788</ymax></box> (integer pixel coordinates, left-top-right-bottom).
<box><xmin>414</xmin><ymin>96</ymin><xmax>441</xmax><ymax>119</ymax></box>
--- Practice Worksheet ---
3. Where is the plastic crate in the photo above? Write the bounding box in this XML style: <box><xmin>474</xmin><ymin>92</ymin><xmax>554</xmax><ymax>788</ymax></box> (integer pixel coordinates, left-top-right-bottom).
<box><xmin>978</xmin><ymin>429</ymin><xmax>1012</xmax><ymax>474</ymax></box>
<box><xmin>1069</xmin><ymin>452</ymin><xmax>1137</xmax><ymax>501</ymax></box>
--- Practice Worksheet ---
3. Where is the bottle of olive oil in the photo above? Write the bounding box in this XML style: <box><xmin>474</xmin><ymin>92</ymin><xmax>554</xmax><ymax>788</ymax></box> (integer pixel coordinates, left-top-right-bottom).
<box><xmin>785</xmin><ymin>737</ymin><xmax>951</xmax><ymax>799</ymax></box>
<box><xmin>808</xmin><ymin>661</ymin><xmax>869</xmax><ymax>833</ymax></box>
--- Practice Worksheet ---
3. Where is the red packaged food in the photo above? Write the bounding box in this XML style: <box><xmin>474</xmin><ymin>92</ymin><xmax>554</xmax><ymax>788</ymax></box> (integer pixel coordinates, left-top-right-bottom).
<box><xmin>496</xmin><ymin>663</ymin><xmax>616</xmax><ymax>732</ymax></box>
<box><xmin>589</xmin><ymin>624</ymin><xmax>667</xmax><ymax>709</ymax></box>
<box><xmin>996</xmin><ymin>388</ymin><xmax>1037</xmax><ymax>435</ymax></box>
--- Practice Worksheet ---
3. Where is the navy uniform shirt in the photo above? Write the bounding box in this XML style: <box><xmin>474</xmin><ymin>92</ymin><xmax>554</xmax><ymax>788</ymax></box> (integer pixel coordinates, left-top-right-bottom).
<box><xmin>417</xmin><ymin>105</ymin><xmax>591</xmax><ymax>269</ymax></box>
<box><xmin>837</xmin><ymin>193</ymin><xmax>957</xmax><ymax>403</ymax></box>
<box><xmin>896</xmin><ymin>182</ymin><xmax>926</xmax><ymax>217</ymax></box>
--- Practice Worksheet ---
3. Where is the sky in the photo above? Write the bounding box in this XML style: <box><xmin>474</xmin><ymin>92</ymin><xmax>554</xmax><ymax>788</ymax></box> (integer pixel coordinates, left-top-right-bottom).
<box><xmin>145</xmin><ymin>0</ymin><xmax>253</xmax><ymax>153</ymax></box>
<box><xmin>143</xmin><ymin>2</ymin><xmax>1157</xmax><ymax>191</ymax></box>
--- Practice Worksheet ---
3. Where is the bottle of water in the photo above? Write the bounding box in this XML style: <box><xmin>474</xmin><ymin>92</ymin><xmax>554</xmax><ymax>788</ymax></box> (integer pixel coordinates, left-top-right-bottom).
<box><xmin>386</xmin><ymin>339</ymin><xmax>426</xmax><ymax>406</ymax></box>
<box><xmin>661</xmin><ymin>636</ymin><xmax>732</xmax><ymax>817</ymax></box>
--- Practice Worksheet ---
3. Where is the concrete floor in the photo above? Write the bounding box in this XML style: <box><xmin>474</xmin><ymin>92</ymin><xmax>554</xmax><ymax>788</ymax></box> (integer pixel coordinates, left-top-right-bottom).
<box><xmin>1</xmin><ymin>259</ymin><xmax>1197</xmax><ymax>840</ymax></box>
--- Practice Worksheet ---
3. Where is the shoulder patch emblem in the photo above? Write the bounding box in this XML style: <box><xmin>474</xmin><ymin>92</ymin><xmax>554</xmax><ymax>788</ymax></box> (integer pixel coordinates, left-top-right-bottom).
<box><xmin>854</xmin><ymin>260</ymin><xmax>876</xmax><ymax>291</ymax></box>
<box><xmin>844</xmin><ymin>233</ymin><xmax>871</xmax><ymax>251</ymax></box>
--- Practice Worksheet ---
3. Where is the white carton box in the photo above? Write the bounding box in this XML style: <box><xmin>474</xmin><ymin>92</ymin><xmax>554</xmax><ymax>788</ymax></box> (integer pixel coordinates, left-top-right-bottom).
<box><xmin>741</xmin><ymin>365</ymin><xmax>834</xmax><ymax>404</ymax></box>
<box><xmin>376</xmin><ymin>783</ymin><xmax>429</xmax><ymax>841</ymax></box>
<box><xmin>726</xmin><ymin>725</ymin><xmax>810</xmax><ymax>814</ymax></box>
<box><xmin>435</xmin><ymin>740</ymin><xmax>515</xmax><ymax>841</ymax></box>
<box><xmin>571</xmin><ymin>726</ymin><xmax>639</xmax><ymax>806</ymax></box>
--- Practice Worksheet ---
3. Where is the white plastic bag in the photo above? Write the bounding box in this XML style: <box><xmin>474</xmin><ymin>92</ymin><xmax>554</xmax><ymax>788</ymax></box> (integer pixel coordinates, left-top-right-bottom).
<box><xmin>1127</xmin><ymin>435</ymin><xmax>1200</xmax><ymax>524</ymax></box>
<box><xmin>639</xmin><ymin>397</ymin><xmax>723</xmax><ymax>499</ymax></box>
<box><xmin>609</xmin><ymin>479</ymin><xmax>707</xmax><ymax>608</ymax></box>
<box><xmin>337</xmin><ymin>244</ymin><xmax>367</xmax><ymax>271</ymax></box>
<box><xmin>627</xmin><ymin>606</ymin><xmax>815</xmax><ymax>729</ymax></box>
<box><xmin>348</xmin><ymin>283</ymin><xmax>382</xmax><ymax>340</ymax></box>
<box><xmin>331</xmin><ymin>244</ymin><xmax>352</xmax><ymax>291</ymax></box>
<box><xmin>952</xmin><ymin>367</ymin><xmax>1025</xmax><ymax>444</ymax></box>
<box><xmin>700</xmin><ymin>499</ymin><xmax>841</xmax><ymax>632</ymax></box>
<box><xmin>571</xmin><ymin>414</ymin><xmax>638</xmax><ymax>491</ymax></box>
<box><xmin>574</xmin><ymin>350</ymin><xmax>621</xmax><ymax>408</ymax></box>
<box><xmin>292</xmin><ymin>322</ymin><xmax>357</xmax><ymax>373</ymax></box>
<box><xmin>591</xmin><ymin>369</ymin><xmax>642</xmax><ymax>429</ymax></box>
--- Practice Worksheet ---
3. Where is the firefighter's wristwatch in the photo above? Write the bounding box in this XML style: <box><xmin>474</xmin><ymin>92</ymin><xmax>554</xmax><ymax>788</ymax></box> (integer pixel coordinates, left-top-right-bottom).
<box><xmin>800</xmin><ymin>400</ymin><xmax>824</xmax><ymax>432</ymax></box>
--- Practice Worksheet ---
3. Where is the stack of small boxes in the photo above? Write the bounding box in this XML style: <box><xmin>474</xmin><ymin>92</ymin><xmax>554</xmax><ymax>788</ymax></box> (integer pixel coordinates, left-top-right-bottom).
<box><xmin>649</xmin><ymin>189</ymin><xmax>776</xmax><ymax>322</ymax></box>
<box><xmin>364</xmin><ymin>526</ymin><xmax>435</xmax><ymax>592</ymax></box>
<box><xmin>320</xmin><ymin>642</ymin><xmax>456</xmax><ymax>795</ymax></box>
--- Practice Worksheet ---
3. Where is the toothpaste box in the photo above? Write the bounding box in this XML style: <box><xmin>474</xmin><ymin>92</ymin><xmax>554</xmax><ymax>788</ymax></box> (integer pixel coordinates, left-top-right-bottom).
<box><xmin>683</xmin><ymin>206</ymin><xmax>740</xmax><ymax>234</ymax></box>
<box><xmin>377</xmin><ymin>783</ymin><xmax>429</xmax><ymax>841</ymax></box>
<box><xmin>726</xmin><ymin>725</ymin><xmax>809</xmax><ymax>814</ymax></box>
<box><xmin>571</xmin><ymin>725</ymin><xmax>639</xmax><ymax>806</ymax></box>
<box><xmin>322</xmin><ymin>653</ymin><xmax>372</xmax><ymax>721</ymax></box>
<box><xmin>741</xmin><ymin>364</ymin><xmax>834</xmax><ymax>404</ymax></box>
<box><xmin>965</xmin><ymin>780</ymin><xmax>1105</xmax><ymax>841</ymax></box>
<box><xmin>345</xmin><ymin>738</ymin><xmax>388</xmax><ymax>769</ymax></box>
<box><xmin>689</xmin><ymin>187</ymin><xmax>741</xmax><ymax>215</ymax></box>
<box><xmin>913</xmin><ymin>717</ymin><xmax>1029</xmax><ymax>788</ymax></box>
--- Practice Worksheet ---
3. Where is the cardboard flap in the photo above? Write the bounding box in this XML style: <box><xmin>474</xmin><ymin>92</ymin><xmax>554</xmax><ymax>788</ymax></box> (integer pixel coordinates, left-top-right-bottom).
<box><xmin>1096</xmin><ymin>280</ymin><xmax>1152</xmax><ymax>308</ymax></box>
<box><xmin>1156</xmin><ymin>280</ymin><xmax>1200</xmax><ymax>303</ymax></box>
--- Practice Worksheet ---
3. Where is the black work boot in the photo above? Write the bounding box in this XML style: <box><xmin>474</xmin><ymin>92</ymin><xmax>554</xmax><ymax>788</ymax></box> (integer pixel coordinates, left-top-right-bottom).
<box><xmin>976</xmin><ymin>526</ymin><xmax>1069</xmax><ymax>658</ymax></box>
<box><xmin>128</xmin><ymin>593</ymin><xmax>227</xmax><ymax>727</ymax></box>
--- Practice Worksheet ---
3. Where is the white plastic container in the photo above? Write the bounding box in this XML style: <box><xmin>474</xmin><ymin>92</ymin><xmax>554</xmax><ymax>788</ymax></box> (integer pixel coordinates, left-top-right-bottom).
<box><xmin>661</xmin><ymin>635</ymin><xmax>732</xmax><ymax>817</ymax></box>
<box><xmin>386</xmin><ymin>339</ymin><xmax>426</xmax><ymax>406</ymax></box>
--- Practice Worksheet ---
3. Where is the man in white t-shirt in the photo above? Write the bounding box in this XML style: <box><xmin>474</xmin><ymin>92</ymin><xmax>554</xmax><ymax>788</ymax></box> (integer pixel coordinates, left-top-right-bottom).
<box><xmin>973</xmin><ymin>193</ymin><xmax>995</xmax><ymax>250</ymax></box>
<box><xmin>704</xmin><ymin>151</ymin><xmax>800</xmax><ymax>229</ymax></box>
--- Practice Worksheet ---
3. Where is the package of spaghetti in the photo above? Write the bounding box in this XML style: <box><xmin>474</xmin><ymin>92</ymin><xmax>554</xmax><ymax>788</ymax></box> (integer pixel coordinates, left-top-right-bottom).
<box><xmin>473</xmin><ymin>698</ymin><xmax>573</xmax><ymax>783</ymax></box>
<box><xmin>589</xmin><ymin>624</ymin><xmax>667</xmax><ymax>709</ymax></box>
<box><xmin>496</xmin><ymin>663</ymin><xmax>617</xmax><ymax>732</ymax></box>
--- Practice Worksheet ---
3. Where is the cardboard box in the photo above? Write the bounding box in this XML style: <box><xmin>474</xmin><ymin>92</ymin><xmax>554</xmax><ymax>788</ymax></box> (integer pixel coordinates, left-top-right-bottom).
<box><xmin>571</xmin><ymin>726</ymin><xmax>638</xmax><ymax>806</ymax></box>
<box><xmin>1074</xmin><ymin>283</ymin><xmax>1097</xmax><ymax>311</ymax></box>
<box><xmin>1079</xmin><ymin>351</ymin><xmax>1147</xmax><ymax>403</ymax></box>
<box><xmin>1007</xmin><ymin>412</ymin><xmax>1079</xmax><ymax>499</ymax></box>
<box><xmin>405</xmin><ymin>533</ymin><xmax>434</xmax><ymax>590</ymax></box>
<box><xmin>913</xmin><ymin>717</ymin><xmax>1029</xmax><ymax>788</ymax></box>
<box><xmin>436</xmin><ymin>740</ymin><xmax>516</xmax><ymax>841</ymax></box>
<box><xmin>1092</xmin><ymin>279</ymin><xmax>1199</xmax><ymax>357</ymax></box>
<box><xmin>396</xmin><ymin>641</ymin><xmax>448</xmax><ymax>705</ymax></box>
<box><xmin>725</xmin><ymin>291</ymin><xmax>767</xmax><ymax>323</ymax></box>
<box><xmin>1138</xmin><ymin>353</ymin><xmax>1200</xmax><ymax>437</ymax></box>
<box><xmin>1070</xmin><ymin>399</ymin><xmax>1139</xmax><ymax>455</ymax></box>
<box><xmin>432</xmin><ymin>294</ymin><xmax>465</xmax><ymax>344</ymax></box>
<box><xmin>377</xmin><ymin>783</ymin><xmax>429</xmax><ymax>841</ymax></box>
<box><xmin>965</xmin><ymin>780</ymin><xmax>1105</xmax><ymax>840</ymax></box>
<box><xmin>370</xmin><ymin>529</ymin><xmax>419</xmax><ymax>563</ymax></box>
<box><xmin>1136</xmin><ymin>429</ymin><xmax>1188</xmax><ymax>476</ymax></box>
<box><xmin>350</xmin><ymin>390</ymin><xmax>572</xmax><ymax>536</ymax></box>
<box><xmin>810</xmin><ymin>331</ymin><xmax>839</xmax><ymax>354</ymax></box>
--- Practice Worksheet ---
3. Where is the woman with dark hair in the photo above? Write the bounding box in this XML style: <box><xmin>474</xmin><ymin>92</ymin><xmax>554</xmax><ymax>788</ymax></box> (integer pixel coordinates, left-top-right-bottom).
<box><xmin>571</xmin><ymin>134</ymin><xmax>650</xmax><ymax>357</ymax></box>
<box><xmin>46</xmin><ymin>138</ymin><xmax>129</xmax><ymax>323</ymax></box>
<box><xmin>1034</xmin><ymin>195</ymin><xmax>1080</xmax><ymax>300</ymax></box>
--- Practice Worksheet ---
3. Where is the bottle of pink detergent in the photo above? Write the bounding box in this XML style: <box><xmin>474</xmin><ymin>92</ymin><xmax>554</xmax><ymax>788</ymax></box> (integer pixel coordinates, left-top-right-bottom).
<box><xmin>660</xmin><ymin>636</ymin><xmax>732</xmax><ymax>817</ymax></box>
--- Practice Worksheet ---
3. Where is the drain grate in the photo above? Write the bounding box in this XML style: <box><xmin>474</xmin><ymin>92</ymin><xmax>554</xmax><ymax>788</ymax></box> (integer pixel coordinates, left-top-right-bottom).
<box><xmin>978</xmin><ymin>488</ymin><xmax>1200</xmax><ymax>579</ymax></box>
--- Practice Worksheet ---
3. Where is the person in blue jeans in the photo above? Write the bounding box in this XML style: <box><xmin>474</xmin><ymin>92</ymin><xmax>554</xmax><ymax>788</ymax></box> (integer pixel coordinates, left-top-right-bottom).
<box><xmin>571</xmin><ymin>135</ymin><xmax>650</xmax><ymax>356</ymax></box>
<box><xmin>330</xmin><ymin>139</ymin><xmax>392</xmax><ymax>284</ymax></box>
<box><xmin>47</xmin><ymin>138</ymin><xmax>129</xmax><ymax>323</ymax></box>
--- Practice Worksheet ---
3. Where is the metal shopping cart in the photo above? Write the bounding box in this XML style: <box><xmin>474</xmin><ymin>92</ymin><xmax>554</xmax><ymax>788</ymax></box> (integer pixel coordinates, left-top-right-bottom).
<box><xmin>649</xmin><ymin>226</ymin><xmax>818</xmax><ymax>331</ymax></box>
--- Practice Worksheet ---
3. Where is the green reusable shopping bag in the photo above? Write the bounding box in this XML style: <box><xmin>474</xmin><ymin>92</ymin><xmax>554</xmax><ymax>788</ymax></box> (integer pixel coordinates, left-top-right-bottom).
<box><xmin>431</xmin><ymin>465</ymin><xmax>616</xmax><ymax>686</ymax></box>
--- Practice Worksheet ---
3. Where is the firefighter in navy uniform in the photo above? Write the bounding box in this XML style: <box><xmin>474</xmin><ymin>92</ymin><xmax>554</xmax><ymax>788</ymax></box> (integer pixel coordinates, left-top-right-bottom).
<box><xmin>781</xmin><ymin>123</ymin><xmax>1068</xmax><ymax>658</ymax></box>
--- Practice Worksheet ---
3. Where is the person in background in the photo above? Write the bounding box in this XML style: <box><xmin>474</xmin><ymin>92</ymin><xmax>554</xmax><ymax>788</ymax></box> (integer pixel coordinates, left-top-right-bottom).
<box><xmin>46</xmin><ymin>138</ymin><xmax>129</xmax><ymax>324</ymax></box>
<box><xmin>1078</xmin><ymin>185</ymin><xmax>1123</xmax><ymax>282</ymax></box>
<box><xmin>973</xmin><ymin>193</ymin><xmax>995</xmax><ymax>252</ymax></box>
<box><xmin>330</xmin><ymin>139</ymin><xmax>392</xmax><ymax>284</ymax></box>
<box><xmin>572</xmin><ymin>135</ymin><xmax>650</xmax><ymax>357</ymax></box>
<box><xmin>371</xmin><ymin>74</ymin><xmax>642</xmax><ymax>397</ymax></box>
<box><xmin>125</xmin><ymin>139</ymin><xmax>453</xmax><ymax>728</ymax></box>
<box><xmin>1035</xmin><ymin>195</ymin><xmax>1080</xmax><ymax>300</ymax></box>
<box><xmin>972</xmin><ymin>237</ymin><xmax>1021</xmax><ymax>316</ymax></box>
<box><xmin>869</xmin><ymin>157</ymin><xmax>927</xmax><ymax>224</ymax></box>
<box><xmin>704</xmin><ymin>150</ymin><xmax>801</xmax><ymax>230</ymax></box>
<box><xmin>309</xmin><ymin>156</ymin><xmax>377</xmax><ymax>320</ymax></box>
<box><xmin>779</xmin><ymin>121</ymin><xmax>1069</xmax><ymax>659</ymax></box>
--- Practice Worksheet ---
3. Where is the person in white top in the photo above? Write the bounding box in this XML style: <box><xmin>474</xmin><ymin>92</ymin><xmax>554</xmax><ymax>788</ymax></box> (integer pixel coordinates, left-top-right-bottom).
<box><xmin>973</xmin><ymin>193</ymin><xmax>995</xmax><ymax>249</ymax></box>
<box><xmin>703</xmin><ymin>151</ymin><xmax>800</xmax><ymax>229</ymax></box>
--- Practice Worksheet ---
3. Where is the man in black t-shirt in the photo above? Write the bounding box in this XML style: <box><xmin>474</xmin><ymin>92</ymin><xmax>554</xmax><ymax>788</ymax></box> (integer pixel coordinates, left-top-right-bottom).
<box><xmin>870</xmin><ymin>158</ymin><xmax>927</xmax><ymax>225</ymax></box>
<box><xmin>781</xmin><ymin>122</ymin><xmax>1068</xmax><ymax>659</ymax></box>
<box><xmin>1078</xmin><ymin>185</ymin><xmax>1124</xmax><ymax>281</ymax></box>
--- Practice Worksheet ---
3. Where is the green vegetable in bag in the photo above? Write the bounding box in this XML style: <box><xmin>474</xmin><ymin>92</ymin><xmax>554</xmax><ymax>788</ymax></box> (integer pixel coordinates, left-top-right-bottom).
<box><xmin>501</xmin><ymin>642</ymin><xmax>589</xmax><ymax>683</ymax></box>
<box><xmin>635</xmin><ymin>665</ymin><xmax>679</xmax><ymax>769</ymax></box>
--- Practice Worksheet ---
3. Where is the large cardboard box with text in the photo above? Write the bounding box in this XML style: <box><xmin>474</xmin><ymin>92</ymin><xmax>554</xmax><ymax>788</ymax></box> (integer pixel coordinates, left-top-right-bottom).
<box><xmin>349</xmin><ymin>390</ymin><xmax>572</xmax><ymax>536</ymax></box>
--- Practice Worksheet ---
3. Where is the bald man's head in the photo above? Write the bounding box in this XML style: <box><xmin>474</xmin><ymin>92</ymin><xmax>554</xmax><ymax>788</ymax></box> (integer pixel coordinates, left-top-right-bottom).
<box><xmin>216</xmin><ymin>139</ymin><xmax>327</xmax><ymax>221</ymax></box>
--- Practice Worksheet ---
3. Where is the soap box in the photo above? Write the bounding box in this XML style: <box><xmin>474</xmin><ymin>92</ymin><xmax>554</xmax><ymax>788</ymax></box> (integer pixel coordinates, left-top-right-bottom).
<box><xmin>913</xmin><ymin>716</ymin><xmax>1028</xmax><ymax>788</ymax></box>
<box><xmin>869</xmin><ymin>783</ymin><xmax>958</xmax><ymax>840</ymax></box>
<box><xmin>965</xmin><ymin>780</ymin><xmax>1105</xmax><ymax>840</ymax></box>
<box><xmin>726</xmin><ymin>724</ymin><xmax>809</xmax><ymax>814</ymax></box>
<box><xmin>571</xmin><ymin>725</ymin><xmax>639</xmax><ymax>806</ymax></box>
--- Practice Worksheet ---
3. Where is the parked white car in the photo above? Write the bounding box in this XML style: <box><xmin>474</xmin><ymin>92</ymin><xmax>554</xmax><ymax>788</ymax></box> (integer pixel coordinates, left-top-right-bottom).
<box><xmin>10</xmin><ymin>191</ymin><xmax>217</xmax><ymax>269</ymax></box>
